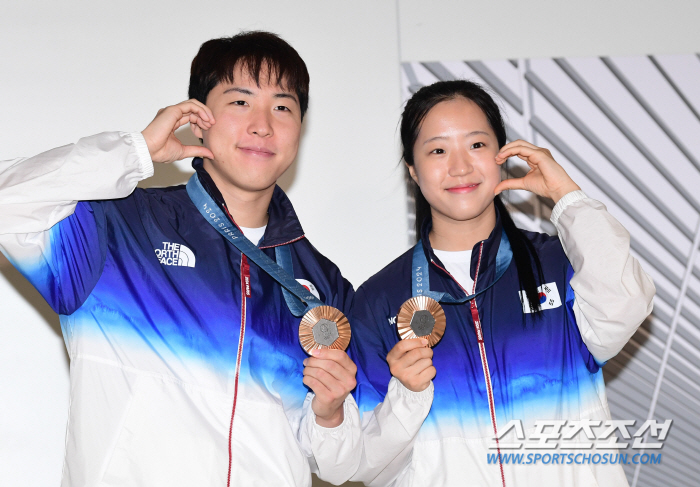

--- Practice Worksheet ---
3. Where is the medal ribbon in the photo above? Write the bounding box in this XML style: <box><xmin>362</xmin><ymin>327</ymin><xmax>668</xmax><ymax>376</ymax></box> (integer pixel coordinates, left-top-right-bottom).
<box><xmin>412</xmin><ymin>229</ymin><xmax>512</xmax><ymax>303</ymax></box>
<box><xmin>186</xmin><ymin>173</ymin><xmax>324</xmax><ymax>317</ymax></box>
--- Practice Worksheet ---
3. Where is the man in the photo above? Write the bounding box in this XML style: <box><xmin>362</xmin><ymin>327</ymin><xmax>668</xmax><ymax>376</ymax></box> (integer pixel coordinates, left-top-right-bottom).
<box><xmin>0</xmin><ymin>31</ymin><xmax>359</xmax><ymax>486</ymax></box>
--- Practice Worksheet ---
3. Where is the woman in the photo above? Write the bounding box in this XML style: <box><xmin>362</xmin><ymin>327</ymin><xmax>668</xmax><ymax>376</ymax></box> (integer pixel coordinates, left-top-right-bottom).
<box><xmin>350</xmin><ymin>80</ymin><xmax>655</xmax><ymax>486</ymax></box>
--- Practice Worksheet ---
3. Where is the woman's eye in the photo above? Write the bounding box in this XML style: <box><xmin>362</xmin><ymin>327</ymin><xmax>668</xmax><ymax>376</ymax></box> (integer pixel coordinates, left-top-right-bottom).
<box><xmin>430</xmin><ymin>148</ymin><xmax>445</xmax><ymax>154</ymax></box>
<box><xmin>471</xmin><ymin>142</ymin><xmax>485</xmax><ymax>149</ymax></box>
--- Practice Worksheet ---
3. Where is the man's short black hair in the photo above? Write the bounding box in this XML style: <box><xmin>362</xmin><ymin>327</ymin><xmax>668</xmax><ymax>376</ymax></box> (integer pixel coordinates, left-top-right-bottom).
<box><xmin>189</xmin><ymin>31</ymin><xmax>310</xmax><ymax>120</ymax></box>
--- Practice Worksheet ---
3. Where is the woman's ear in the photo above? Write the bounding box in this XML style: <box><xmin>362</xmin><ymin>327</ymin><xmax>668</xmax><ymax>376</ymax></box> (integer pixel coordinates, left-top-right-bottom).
<box><xmin>406</xmin><ymin>162</ymin><xmax>419</xmax><ymax>185</ymax></box>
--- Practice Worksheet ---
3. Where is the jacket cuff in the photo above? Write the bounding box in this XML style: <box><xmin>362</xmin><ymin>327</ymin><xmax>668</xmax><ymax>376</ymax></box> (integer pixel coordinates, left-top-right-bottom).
<box><xmin>390</xmin><ymin>376</ymin><xmax>434</xmax><ymax>403</ymax></box>
<box><xmin>309</xmin><ymin>394</ymin><xmax>359</xmax><ymax>435</ymax></box>
<box><xmin>551</xmin><ymin>190</ymin><xmax>587</xmax><ymax>227</ymax></box>
<box><xmin>122</xmin><ymin>131</ymin><xmax>154</xmax><ymax>179</ymax></box>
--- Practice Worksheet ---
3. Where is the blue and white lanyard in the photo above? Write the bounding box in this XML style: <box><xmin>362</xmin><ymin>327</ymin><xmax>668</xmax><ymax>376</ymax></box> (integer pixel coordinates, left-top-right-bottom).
<box><xmin>186</xmin><ymin>173</ymin><xmax>324</xmax><ymax>317</ymax></box>
<box><xmin>412</xmin><ymin>229</ymin><xmax>513</xmax><ymax>303</ymax></box>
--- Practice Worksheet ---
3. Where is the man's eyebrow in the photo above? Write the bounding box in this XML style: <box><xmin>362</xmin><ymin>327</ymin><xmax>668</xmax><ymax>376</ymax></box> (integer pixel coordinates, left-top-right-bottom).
<box><xmin>274</xmin><ymin>93</ymin><xmax>299</xmax><ymax>104</ymax></box>
<box><xmin>422</xmin><ymin>131</ymin><xmax>490</xmax><ymax>145</ymax></box>
<box><xmin>223</xmin><ymin>87</ymin><xmax>255</xmax><ymax>95</ymax></box>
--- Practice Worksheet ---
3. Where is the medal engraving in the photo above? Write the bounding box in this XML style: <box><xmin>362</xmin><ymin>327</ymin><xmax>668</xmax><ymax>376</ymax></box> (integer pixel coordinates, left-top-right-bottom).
<box><xmin>410</xmin><ymin>310</ymin><xmax>435</xmax><ymax>336</ymax></box>
<box><xmin>313</xmin><ymin>319</ymin><xmax>339</xmax><ymax>346</ymax></box>
<box><xmin>397</xmin><ymin>296</ymin><xmax>446</xmax><ymax>348</ymax></box>
<box><xmin>299</xmin><ymin>306</ymin><xmax>351</xmax><ymax>354</ymax></box>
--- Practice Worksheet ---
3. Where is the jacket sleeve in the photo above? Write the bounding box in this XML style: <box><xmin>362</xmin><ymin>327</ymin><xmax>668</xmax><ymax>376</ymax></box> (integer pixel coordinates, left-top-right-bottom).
<box><xmin>349</xmin><ymin>286</ymin><xmax>434</xmax><ymax>486</ymax></box>
<box><xmin>551</xmin><ymin>190</ymin><xmax>655</xmax><ymax>363</ymax></box>
<box><xmin>297</xmin><ymin>393</ymin><xmax>363</xmax><ymax>485</ymax></box>
<box><xmin>292</xmin><ymin>269</ymin><xmax>363</xmax><ymax>485</ymax></box>
<box><xmin>0</xmin><ymin>132</ymin><xmax>153</xmax><ymax>313</ymax></box>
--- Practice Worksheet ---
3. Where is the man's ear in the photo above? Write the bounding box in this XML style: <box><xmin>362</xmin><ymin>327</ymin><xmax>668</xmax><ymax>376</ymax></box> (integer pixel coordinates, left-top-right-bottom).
<box><xmin>190</xmin><ymin>122</ymin><xmax>204</xmax><ymax>143</ymax></box>
<box><xmin>406</xmin><ymin>162</ymin><xmax>419</xmax><ymax>185</ymax></box>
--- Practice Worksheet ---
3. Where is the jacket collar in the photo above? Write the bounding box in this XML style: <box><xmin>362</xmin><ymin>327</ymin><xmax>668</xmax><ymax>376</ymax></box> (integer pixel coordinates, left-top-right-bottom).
<box><xmin>192</xmin><ymin>158</ymin><xmax>305</xmax><ymax>248</ymax></box>
<box><xmin>419</xmin><ymin>205</ymin><xmax>504</xmax><ymax>295</ymax></box>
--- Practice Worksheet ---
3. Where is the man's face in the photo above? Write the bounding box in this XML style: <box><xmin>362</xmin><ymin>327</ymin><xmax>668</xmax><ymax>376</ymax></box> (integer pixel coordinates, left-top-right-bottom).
<box><xmin>193</xmin><ymin>63</ymin><xmax>302</xmax><ymax>194</ymax></box>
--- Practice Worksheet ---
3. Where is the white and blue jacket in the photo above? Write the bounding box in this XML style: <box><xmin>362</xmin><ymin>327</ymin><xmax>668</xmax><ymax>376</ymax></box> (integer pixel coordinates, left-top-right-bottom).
<box><xmin>0</xmin><ymin>132</ymin><xmax>362</xmax><ymax>487</ymax></box>
<box><xmin>349</xmin><ymin>193</ymin><xmax>655</xmax><ymax>487</ymax></box>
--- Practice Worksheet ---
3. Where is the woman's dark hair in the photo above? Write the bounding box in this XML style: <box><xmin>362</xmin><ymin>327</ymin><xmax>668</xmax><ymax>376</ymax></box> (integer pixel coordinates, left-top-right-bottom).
<box><xmin>189</xmin><ymin>31</ymin><xmax>310</xmax><ymax>120</ymax></box>
<box><xmin>400</xmin><ymin>80</ymin><xmax>545</xmax><ymax>314</ymax></box>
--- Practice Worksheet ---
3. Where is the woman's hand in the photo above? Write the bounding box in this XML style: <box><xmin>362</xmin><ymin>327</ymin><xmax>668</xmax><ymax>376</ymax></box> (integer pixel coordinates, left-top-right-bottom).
<box><xmin>141</xmin><ymin>99</ymin><xmax>215</xmax><ymax>164</ymax></box>
<box><xmin>494</xmin><ymin>140</ymin><xmax>580</xmax><ymax>203</ymax></box>
<box><xmin>387</xmin><ymin>339</ymin><xmax>435</xmax><ymax>392</ymax></box>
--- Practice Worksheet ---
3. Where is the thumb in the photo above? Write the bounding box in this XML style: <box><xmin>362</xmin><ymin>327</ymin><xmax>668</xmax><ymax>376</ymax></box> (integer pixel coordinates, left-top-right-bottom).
<box><xmin>180</xmin><ymin>145</ymin><xmax>215</xmax><ymax>160</ymax></box>
<box><xmin>494</xmin><ymin>177</ymin><xmax>525</xmax><ymax>195</ymax></box>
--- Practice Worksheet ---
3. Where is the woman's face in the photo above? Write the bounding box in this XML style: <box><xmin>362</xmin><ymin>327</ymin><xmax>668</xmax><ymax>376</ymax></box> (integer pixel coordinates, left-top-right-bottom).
<box><xmin>408</xmin><ymin>97</ymin><xmax>501</xmax><ymax>226</ymax></box>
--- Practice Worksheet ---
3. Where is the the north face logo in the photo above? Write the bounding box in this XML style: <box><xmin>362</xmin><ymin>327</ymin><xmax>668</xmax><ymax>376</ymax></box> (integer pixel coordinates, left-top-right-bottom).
<box><xmin>155</xmin><ymin>242</ymin><xmax>196</xmax><ymax>268</ymax></box>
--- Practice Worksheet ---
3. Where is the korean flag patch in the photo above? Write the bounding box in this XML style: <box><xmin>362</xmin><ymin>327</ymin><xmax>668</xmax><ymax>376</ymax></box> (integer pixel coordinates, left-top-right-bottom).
<box><xmin>519</xmin><ymin>282</ymin><xmax>562</xmax><ymax>314</ymax></box>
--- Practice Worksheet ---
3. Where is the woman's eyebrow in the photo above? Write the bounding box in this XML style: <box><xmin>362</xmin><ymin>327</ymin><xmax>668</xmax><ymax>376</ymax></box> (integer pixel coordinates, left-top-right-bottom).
<box><xmin>422</xmin><ymin>131</ymin><xmax>490</xmax><ymax>145</ymax></box>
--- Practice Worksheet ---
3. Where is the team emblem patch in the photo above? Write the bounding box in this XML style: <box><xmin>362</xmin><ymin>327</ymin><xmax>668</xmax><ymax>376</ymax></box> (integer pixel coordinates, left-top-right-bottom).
<box><xmin>296</xmin><ymin>279</ymin><xmax>320</xmax><ymax>300</ymax></box>
<box><xmin>519</xmin><ymin>282</ymin><xmax>562</xmax><ymax>313</ymax></box>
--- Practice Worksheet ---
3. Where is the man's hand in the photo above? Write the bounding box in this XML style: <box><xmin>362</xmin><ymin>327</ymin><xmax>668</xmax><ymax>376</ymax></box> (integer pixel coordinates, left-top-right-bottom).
<box><xmin>387</xmin><ymin>339</ymin><xmax>435</xmax><ymax>392</ymax></box>
<box><xmin>494</xmin><ymin>140</ymin><xmax>580</xmax><ymax>203</ymax></box>
<box><xmin>303</xmin><ymin>349</ymin><xmax>357</xmax><ymax>428</ymax></box>
<box><xmin>141</xmin><ymin>100</ymin><xmax>215</xmax><ymax>164</ymax></box>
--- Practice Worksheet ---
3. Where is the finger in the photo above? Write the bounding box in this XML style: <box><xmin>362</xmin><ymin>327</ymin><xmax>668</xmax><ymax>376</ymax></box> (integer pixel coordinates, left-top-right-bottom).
<box><xmin>494</xmin><ymin>177</ymin><xmax>527</xmax><ymax>195</ymax></box>
<box><xmin>387</xmin><ymin>338</ymin><xmax>429</xmax><ymax>362</ymax></box>
<box><xmin>417</xmin><ymin>365</ymin><xmax>437</xmax><ymax>383</ymax></box>
<box><xmin>303</xmin><ymin>375</ymin><xmax>331</xmax><ymax>395</ymax></box>
<box><xmin>178</xmin><ymin>99</ymin><xmax>215</xmax><ymax>123</ymax></box>
<box><xmin>392</xmin><ymin>347</ymin><xmax>433</xmax><ymax>370</ymax></box>
<box><xmin>304</xmin><ymin>366</ymin><xmax>349</xmax><ymax>395</ymax></box>
<box><xmin>496</xmin><ymin>145</ymin><xmax>545</xmax><ymax>163</ymax></box>
<box><xmin>180</xmin><ymin>145</ymin><xmax>215</xmax><ymax>160</ymax></box>
<box><xmin>311</xmin><ymin>349</ymin><xmax>357</xmax><ymax>374</ymax></box>
<box><xmin>497</xmin><ymin>139</ymin><xmax>539</xmax><ymax>154</ymax></box>
<box><xmin>304</xmin><ymin>357</ymin><xmax>348</xmax><ymax>383</ymax></box>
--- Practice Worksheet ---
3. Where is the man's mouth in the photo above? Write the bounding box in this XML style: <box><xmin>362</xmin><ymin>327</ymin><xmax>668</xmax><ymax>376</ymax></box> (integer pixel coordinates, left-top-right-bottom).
<box><xmin>238</xmin><ymin>146</ymin><xmax>275</xmax><ymax>157</ymax></box>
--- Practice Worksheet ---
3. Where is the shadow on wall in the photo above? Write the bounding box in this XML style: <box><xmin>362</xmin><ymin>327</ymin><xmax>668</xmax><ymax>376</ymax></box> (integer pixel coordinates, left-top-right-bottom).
<box><xmin>0</xmin><ymin>252</ymin><xmax>67</xmax><ymax>365</ymax></box>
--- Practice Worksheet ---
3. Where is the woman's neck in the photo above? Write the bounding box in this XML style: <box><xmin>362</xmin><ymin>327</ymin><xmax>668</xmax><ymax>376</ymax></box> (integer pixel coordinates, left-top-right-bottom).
<box><xmin>428</xmin><ymin>202</ymin><xmax>497</xmax><ymax>251</ymax></box>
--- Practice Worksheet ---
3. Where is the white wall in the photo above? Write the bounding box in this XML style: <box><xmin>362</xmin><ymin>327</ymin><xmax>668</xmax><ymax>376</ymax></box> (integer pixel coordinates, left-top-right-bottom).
<box><xmin>1</xmin><ymin>1</ymin><xmax>699</xmax><ymax>486</ymax></box>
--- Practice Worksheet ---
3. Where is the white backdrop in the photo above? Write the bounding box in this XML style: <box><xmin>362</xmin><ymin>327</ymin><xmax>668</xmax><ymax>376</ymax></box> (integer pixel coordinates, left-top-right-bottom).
<box><xmin>1</xmin><ymin>1</ymin><xmax>699</xmax><ymax>486</ymax></box>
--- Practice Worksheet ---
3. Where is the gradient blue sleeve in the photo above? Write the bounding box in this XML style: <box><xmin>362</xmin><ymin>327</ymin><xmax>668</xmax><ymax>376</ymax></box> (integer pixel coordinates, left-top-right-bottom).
<box><xmin>5</xmin><ymin>201</ymin><xmax>108</xmax><ymax>315</ymax></box>
<box><xmin>349</xmin><ymin>285</ymin><xmax>397</xmax><ymax>414</ymax></box>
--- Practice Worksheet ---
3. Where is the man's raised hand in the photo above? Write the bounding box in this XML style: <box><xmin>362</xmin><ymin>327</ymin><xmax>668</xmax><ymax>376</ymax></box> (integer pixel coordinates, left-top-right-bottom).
<box><xmin>141</xmin><ymin>100</ymin><xmax>215</xmax><ymax>164</ymax></box>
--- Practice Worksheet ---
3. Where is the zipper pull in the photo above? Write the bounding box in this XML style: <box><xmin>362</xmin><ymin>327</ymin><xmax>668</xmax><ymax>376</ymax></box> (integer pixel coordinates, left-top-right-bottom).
<box><xmin>241</xmin><ymin>254</ymin><xmax>251</xmax><ymax>297</ymax></box>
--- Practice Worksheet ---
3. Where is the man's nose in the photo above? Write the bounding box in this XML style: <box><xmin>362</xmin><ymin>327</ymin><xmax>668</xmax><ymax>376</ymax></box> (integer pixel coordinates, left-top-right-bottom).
<box><xmin>248</xmin><ymin>109</ymin><xmax>273</xmax><ymax>137</ymax></box>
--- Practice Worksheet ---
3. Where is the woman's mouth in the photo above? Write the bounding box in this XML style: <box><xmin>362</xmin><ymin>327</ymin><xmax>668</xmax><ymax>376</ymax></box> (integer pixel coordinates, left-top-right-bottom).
<box><xmin>446</xmin><ymin>183</ymin><xmax>479</xmax><ymax>194</ymax></box>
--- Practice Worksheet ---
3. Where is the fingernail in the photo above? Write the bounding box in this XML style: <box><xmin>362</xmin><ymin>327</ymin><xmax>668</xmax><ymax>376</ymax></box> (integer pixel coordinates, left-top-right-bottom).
<box><xmin>311</xmin><ymin>349</ymin><xmax>321</xmax><ymax>357</ymax></box>
<box><xmin>421</xmin><ymin>339</ymin><xmax>429</xmax><ymax>346</ymax></box>
<box><xmin>303</xmin><ymin>359</ymin><xmax>307</xmax><ymax>366</ymax></box>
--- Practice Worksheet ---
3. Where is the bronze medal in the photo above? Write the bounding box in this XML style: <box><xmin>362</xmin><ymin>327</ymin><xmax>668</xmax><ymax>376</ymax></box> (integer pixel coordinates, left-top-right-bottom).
<box><xmin>396</xmin><ymin>296</ymin><xmax>446</xmax><ymax>347</ymax></box>
<box><xmin>298</xmin><ymin>306</ymin><xmax>351</xmax><ymax>354</ymax></box>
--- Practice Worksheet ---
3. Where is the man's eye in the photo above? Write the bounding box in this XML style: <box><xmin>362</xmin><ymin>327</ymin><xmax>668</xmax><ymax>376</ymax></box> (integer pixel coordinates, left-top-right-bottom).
<box><xmin>471</xmin><ymin>142</ymin><xmax>485</xmax><ymax>149</ymax></box>
<box><xmin>231</xmin><ymin>100</ymin><xmax>247</xmax><ymax>106</ymax></box>
<box><xmin>275</xmin><ymin>105</ymin><xmax>291</xmax><ymax>112</ymax></box>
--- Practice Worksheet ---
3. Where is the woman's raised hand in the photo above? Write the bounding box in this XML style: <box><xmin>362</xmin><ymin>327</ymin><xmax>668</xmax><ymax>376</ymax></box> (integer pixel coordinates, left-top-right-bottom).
<box><xmin>387</xmin><ymin>339</ymin><xmax>435</xmax><ymax>393</ymax></box>
<box><xmin>494</xmin><ymin>140</ymin><xmax>580</xmax><ymax>203</ymax></box>
<box><xmin>141</xmin><ymin>100</ymin><xmax>216</xmax><ymax>164</ymax></box>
